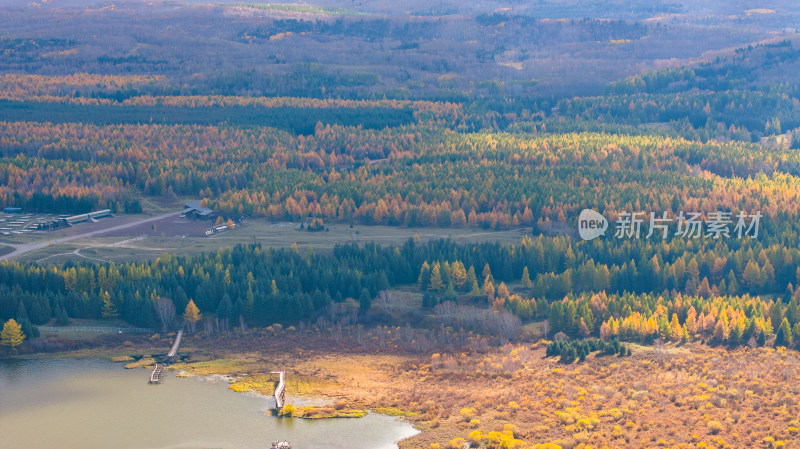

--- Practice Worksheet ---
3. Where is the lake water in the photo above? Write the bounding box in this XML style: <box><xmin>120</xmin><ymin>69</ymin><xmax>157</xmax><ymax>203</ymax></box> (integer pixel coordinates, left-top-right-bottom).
<box><xmin>0</xmin><ymin>358</ymin><xmax>418</xmax><ymax>449</ymax></box>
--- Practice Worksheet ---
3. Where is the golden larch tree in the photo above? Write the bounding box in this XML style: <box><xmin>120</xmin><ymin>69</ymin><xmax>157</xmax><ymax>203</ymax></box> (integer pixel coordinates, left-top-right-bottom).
<box><xmin>1</xmin><ymin>318</ymin><xmax>25</xmax><ymax>351</ymax></box>
<box><xmin>183</xmin><ymin>299</ymin><xmax>202</xmax><ymax>334</ymax></box>
<box><xmin>101</xmin><ymin>291</ymin><xmax>119</xmax><ymax>319</ymax></box>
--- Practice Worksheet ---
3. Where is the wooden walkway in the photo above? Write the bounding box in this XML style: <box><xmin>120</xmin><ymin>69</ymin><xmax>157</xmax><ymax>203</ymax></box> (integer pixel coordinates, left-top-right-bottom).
<box><xmin>167</xmin><ymin>330</ymin><xmax>183</xmax><ymax>360</ymax></box>
<box><xmin>149</xmin><ymin>364</ymin><xmax>166</xmax><ymax>383</ymax></box>
<box><xmin>148</xmin><ymin>330</ymin><xmax>183</xmax><ymax>384</ymax></box>
<box><xmin>271</xmin><ymin>371</ymin><xmax>286</xmax><ymax>409</ymax></box>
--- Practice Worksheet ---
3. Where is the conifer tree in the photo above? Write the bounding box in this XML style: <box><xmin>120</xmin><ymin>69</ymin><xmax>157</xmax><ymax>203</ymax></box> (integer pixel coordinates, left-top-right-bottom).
<box><xmin>465</xmin><ymin>265</ymin><xmax>478</xmax><ymax>290</ymax></box>
<box><xmin>497</xmin><ymin>282</ymin><xmax>510</xmax><ymax>299</ymax></box>
<box><xmin>429</xmin><ymin>263</ymin><xmax>445</xmax><ymax>292</ymax></box>
<box><xmin>482</xmin><ymin>264</ymin><xmax>493</xmax><ymax>283</ymax></box>
<box><xmin>483</xmin><ymin>276</ymin><xmax>495</xmax><ymax>301</ymax></box>
<box><xmin>359</xmin><ymin>288</ymin><xmax>372</xmax><ymax>314</ymax></box>
<box><xmin>521</xmin><ymin>266</ymin><xmax>532</xmax><ymax>288</ymax></box>
<box><xmin>712</xmin><ymin>318</ymin><xmax>728</xmax><ymax>345</ymax></box>
<box><xmin>101</xmin><ymin>291</ymin><xmax>119</xmax><ymax>319</ymax></box>
<box><xmin>578</xmin><ymin>318</ymin><xmax>590</xmax><ymax>337</ymax></box>
<box><xmin>16</xmin><ymin>301</ymin><xmax>39</xmax><ymax>338</ymax></box>
<box><xmin>793</xmin><ymin>322</ymin><xmax>800</xmax><ymax>347</ymax></box>
<box><xmin>1</xmin><ymin>319</ymin><xmax>25</xmax><ymax>351</ymax></box>
<box><xmin>470</xmin><ymin>279</ymin><xmax>481</xmax><ymax>297</ymax></box>
<box><xmin>451</xmin><ymin>261</ymin><xmax>467</xmax><ymax>289</ymax></box>
<box><xmin>726</xmin><ymin>270</ymin><xmax>739</xmax><ymax>295</ymax></box>
<box><xmin>775</xmin><ymin>317</ymin><xmax>793</xmax><ymax>347</ymax></box>
<box><xmin>418</xmin><ymin>262</ymin><xmax>431</xmax><ymax>289</ymax></box>
<box><xmin>183</xmin><ymin>299</ymin><xmax>202</xmax><ymax>334</ymax></box>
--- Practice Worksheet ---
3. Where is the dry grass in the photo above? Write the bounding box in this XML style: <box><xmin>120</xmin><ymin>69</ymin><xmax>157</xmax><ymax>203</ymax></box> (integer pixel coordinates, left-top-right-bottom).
<box><xmin>168</xmin><ymin>332</ymin><xmax>800</xmax><ymax>449</ymax></box>
<box><xmin>123</xmin><ymin>357</ymin><xmax>156</xmax><ymax>369</ymax></box>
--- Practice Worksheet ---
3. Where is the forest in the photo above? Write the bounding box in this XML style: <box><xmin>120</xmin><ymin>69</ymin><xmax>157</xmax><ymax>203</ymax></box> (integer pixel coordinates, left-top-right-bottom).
<box><xmin>3</xmin><ymin>234</ymin><xmax>800</xmax><ymax>352</ymax></box>
<box><xmin>2</xmin><ymin>1</ymin><xmax>800</xmax><ymax>448</ymax></box>
<box><xmin>0</xmin><ymin>100</ymin><xmax>413</xmax><ymax>133</ymax></box>
<box><xmin>1</xmin><ymin>35</ymin><xmax>800</xmax><ymax>351</ymax></box>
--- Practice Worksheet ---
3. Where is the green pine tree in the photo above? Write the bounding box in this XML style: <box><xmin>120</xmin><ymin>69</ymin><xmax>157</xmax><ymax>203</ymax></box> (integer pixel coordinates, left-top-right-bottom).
<box><xmin>775</xmin><ymin>317</ymin><xmax>793</xmax><ymax>347</ymax></box>
<box><xmin>469</xmin><ymin>279</ymin><xmax>481</xmax><ymax>297</ymax></box>
<box><xmin>359</xmin><ymin>288</ymin><xmax>372</xmax><ymax>314</ymax></box>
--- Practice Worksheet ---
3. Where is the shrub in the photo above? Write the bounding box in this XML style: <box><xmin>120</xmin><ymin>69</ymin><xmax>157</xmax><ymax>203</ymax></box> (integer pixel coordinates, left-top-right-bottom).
<box><xmin>467</xmin><ymin>430</ymin><xmax>482</xmax><ymax>445</ymax></box>
<box><xmin>460</xmin><ymin>407</ymin><xmax>477</xmax><ymax>421</ymax></box>
<box><xmin>281</xmin><ymin>403</ymin><xmax>296</xmax><ymax>416</ymax></box>
<box><xmin>707</xmin><ymin>420</ymin><xmax>723</xmax><ymax>434</ymax></box>
<box><xmin>447</xmin><ymin>437</ymin><xmax>467</xmax><ymax>449</ymax></box>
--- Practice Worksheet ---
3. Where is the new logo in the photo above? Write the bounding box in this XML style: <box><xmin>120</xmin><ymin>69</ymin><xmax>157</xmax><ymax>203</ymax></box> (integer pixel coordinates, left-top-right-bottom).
<box><xmin>578</xmin><ymin>209</ymin><xmax>608</xmax><ymax>241</ymax></box>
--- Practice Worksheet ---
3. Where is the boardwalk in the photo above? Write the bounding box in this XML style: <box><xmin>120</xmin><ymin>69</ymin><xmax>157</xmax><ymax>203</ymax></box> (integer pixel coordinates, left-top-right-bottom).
<box><xmin>149</xmin><ymin>364</ymin><xmax>166</xmax><ymax>383</ymax></box>
<box><xmin>167</xmin><ymin>330</ymin><xmax>183</xmax><ymax>360</ymax></box>
<box><xmin>148</xmin><ymin>330</ymin><xmax>183</xmax><ymax>384</ymax></box>
<box><xmin>271</xmin><ymin>371</ymin><xmax>286</xmax><ymax>409</ymax></box>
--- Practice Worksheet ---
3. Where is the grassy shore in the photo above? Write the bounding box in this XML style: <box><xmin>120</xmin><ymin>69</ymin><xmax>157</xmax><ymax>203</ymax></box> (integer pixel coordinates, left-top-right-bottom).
<box><xmin>15</xmin><ymin>328</ymin><xmax>800</xmax><ymax>449</ymax></box>
<box><xmin>93</xmin><ymin>329</ymin><xmax>800</xmax><ymax>448</ymax></box>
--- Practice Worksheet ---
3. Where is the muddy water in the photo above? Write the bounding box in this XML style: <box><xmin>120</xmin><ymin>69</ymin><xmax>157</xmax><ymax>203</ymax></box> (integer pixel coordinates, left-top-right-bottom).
<box><xmin>0</xmin><ymin>358</ymin><xmax>417</xmax><ymax>449</ymax></box>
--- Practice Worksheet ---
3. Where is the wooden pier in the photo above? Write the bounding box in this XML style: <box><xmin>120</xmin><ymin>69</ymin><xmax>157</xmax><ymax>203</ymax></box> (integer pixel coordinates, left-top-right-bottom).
<box><xmin>167</xmin><ymin>330</ymin><xmax>183</xmax><ymax>361</ymax></box>
<box><xmin>149</xmin><ymin>364</ymin><xmax>166</xmax><ymax>384</ymax></box>
<box><xmin>147</xmin><ymin>330</ymin><xmax>183</xmax><ymax>384</ymax></box>
<box><xmin>271</xmin><ymin>371</ymin><xmax>286</xmax><ymax>409</ymax></box>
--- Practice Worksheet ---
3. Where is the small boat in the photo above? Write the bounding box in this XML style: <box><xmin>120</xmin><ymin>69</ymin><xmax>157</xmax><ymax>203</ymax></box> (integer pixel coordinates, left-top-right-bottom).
<box><xmin>271</xmin><ymin>441</ymin><xmax>292</xmax><ymax>449</ymax></box>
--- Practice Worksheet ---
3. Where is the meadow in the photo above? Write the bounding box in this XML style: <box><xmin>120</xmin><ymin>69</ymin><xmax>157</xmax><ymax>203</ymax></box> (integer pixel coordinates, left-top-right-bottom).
<box><xmin>155</xmin><ymin>328</ymin><xmax>800</xmax><ymax>449</ymax></box>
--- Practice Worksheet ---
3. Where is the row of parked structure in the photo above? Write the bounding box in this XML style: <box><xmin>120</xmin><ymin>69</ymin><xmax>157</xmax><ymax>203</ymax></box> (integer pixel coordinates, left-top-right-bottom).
<box><xmin>35</xmin><ymin>209</ymin><xmax>112</xmax><ymax>231</ymax></box>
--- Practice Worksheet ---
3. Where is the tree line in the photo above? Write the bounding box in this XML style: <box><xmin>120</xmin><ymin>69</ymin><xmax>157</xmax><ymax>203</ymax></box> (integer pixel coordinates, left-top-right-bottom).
<box><xmin>1</xmin><ymin>234</ymin><xmax>800</xmax><ymax>350</ymax></box>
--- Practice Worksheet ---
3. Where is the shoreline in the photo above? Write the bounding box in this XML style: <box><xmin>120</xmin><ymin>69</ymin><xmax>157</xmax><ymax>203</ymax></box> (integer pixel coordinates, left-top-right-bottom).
<box><xmin>0</xmin><ymin>355</ymin><xmax>420</xmax><ymax>449</ymax></box>
<box><xmin>6</xmin><ymin>329</ymin><xmax>800</xmax><ymax>449</ymax></box>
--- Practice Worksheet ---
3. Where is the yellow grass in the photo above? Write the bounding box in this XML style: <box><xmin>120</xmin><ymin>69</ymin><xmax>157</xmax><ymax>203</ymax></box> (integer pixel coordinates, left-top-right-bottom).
<box><xmin>124</xmin><ymin>357</ymin><xmax>156</xmax><ymax>369</ymax></box>
<box><xmin>127</xmin><ymin>334</ymin><xmax>800</xmax><ymax>449</ymax></box>
<box><xmin>281</xmin><ymin>405</ymin><xmax>369</xmax><ymax>419</ymax></box>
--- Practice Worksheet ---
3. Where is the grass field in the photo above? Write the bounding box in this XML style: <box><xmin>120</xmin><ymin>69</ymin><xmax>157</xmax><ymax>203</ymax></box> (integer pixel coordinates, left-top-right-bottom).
<box><xmin>15</xmin><ymin>218</ymin><xmax>532</xmax><ymax>263</ymax></box>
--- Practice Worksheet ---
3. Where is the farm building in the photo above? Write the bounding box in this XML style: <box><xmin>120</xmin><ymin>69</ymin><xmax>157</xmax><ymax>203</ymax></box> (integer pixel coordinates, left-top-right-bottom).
<box><xmin>183</xmin><ymin>201</ymin><xmax>243</xmax><ymax>222</ymax></box>
<box><xmin>36</xmin><ymin>209</ymin><xmax>112</xmax><ymax>230</ymax></box>
<box><xmin>183</xmin><ymin>201</ymin><xmax>215</xmax><ymax>220</ymax></box>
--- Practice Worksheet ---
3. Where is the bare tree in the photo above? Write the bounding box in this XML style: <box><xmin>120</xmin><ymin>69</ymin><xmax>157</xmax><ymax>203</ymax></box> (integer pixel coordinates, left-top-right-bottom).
<box><xmin>153</xmin><ymin>297</ymin><xmax>176</xmax><ymax>332</ymax></box>
<box><xmin>434</xmin><ymin>300</ymin><xmax>457</xmax><ymax>324</ymax></box>
<box><xmin>355</xmin><ymin>324</ymin><xmax>365</xmax><ymax>348</ymax></box>
<box><xmin>376</xmin><ymin>290</ymin><xmax>410</xmax><ymax>315</ymax></box>
<box><xmin>376</xmin><ymin>290</ymin><xmax>394</xmax><ymax>315</ymax></box>
<box><xmin>493</xmin><ymin>310</ymin><xmax>522</xmax><ymax>342</ymax></box>
<box><xmin>203</xmin><ymin>316</ymin><xmax>214</xmax><ymax>335</ymax></box>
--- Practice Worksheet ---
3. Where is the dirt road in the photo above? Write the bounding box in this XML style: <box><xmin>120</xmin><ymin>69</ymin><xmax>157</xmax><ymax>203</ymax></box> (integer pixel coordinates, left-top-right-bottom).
<box><xmin>0</xmin><ymin>211</ymin><xmax>182</xmax><ymax>262</ymax></box>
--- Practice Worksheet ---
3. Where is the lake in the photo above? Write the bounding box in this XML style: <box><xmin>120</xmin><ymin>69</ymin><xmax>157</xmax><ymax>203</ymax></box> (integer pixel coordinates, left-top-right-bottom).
<box><xmin>0</xmin><ymin>358</ymin><xmax>418</xmax><ymax>449</ymax></box>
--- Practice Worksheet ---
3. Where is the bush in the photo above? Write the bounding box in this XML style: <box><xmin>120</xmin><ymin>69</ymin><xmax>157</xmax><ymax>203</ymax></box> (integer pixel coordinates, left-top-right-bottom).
<box><xmin>447</xmin><ymin>437</ymin><xmax>467</xmax><ymax>449</ymax></box>
<box><xmin>460</xmin><ymin>407</ymin><xmax>477</xmax><ymax>421</ymax></box>
<box><xmin>707</xmin><ymin>420</ymin><xmax>723</xmax><ymax>434</ymax></box>
<box><xmin>281</xmin><ymin>403</ymin><xmax>296</xmax><ymax>416</ymax></box>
